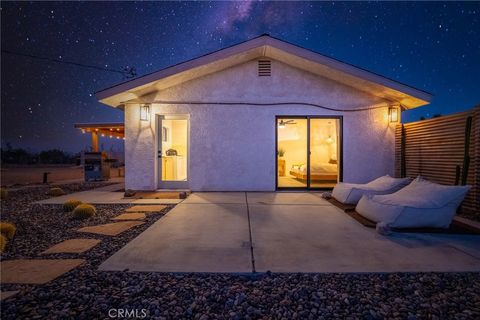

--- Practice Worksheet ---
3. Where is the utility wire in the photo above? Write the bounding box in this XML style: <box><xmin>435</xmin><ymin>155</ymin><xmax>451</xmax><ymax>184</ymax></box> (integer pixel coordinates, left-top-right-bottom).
<box><xmin>1</xmin><ymin>49</ymin><xmax>136</xmax><ymax>78</ymax></box>
<box><xmin>122</xmin><ymin>100</ymin><xmax>394</xmax><ymax>112</ymax></box>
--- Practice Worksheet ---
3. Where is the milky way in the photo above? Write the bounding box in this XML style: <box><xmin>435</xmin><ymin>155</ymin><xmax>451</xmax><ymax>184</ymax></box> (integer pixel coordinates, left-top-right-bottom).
<box><xmin>1</xmin><ymin>1</ymin><xmax>479</xmax><ymax>152</ymax></box>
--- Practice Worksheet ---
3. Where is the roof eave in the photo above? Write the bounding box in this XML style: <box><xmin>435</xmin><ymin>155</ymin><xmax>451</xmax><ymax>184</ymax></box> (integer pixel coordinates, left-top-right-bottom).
<box><xmin>96</xmin><ymin>35</ymin><xmax>433</xmax><ymax>109</ymax></box>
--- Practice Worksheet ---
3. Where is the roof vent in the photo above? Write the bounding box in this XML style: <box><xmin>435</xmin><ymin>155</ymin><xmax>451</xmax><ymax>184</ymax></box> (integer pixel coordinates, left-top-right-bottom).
<box><xmin>258</xmin><ymin>60</ymin><xmax>271</xmax><ymax>76</ymax></box>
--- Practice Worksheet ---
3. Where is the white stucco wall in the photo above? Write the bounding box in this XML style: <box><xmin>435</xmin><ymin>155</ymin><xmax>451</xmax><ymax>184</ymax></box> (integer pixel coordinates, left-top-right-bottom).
<box><xmin>124</xmin><ymin>59</ymin><xmax>396</xmax><ymax>191</ymax></box>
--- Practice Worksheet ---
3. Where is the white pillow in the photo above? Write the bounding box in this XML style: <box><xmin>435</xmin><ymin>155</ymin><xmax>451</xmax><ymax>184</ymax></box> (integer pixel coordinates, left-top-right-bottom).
<box><xmin>371</xmin><ymin>177</ymin><xmax>471</xmax><ymax>209</ymax></box>
<box><xmin>362</xmin><ymin>175</ymin><xmax>407</xmax><ymax>189</ymax></box>
<box><xmin>332</xmin><ymin>175</ymin><xmax>411</xmax><ymax>204</ymax></box>
<box><xmin>356</xmin><ymin>177</ymin><xmax>472</xmax><ymax>229</ymax></box>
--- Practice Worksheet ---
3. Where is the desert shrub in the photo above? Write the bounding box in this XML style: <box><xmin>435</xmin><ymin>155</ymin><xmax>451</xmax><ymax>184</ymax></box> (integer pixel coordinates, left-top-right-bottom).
<box><xmin>63</xmin><ymin>199</ymin><xmax>83</xmax><ymax>212</ymax></box>
<box><xmin>0</xmin><ymin>188</ymin><xmax>7</xmax><ymax>200</ymax></box>
<box><xmin>0</xmin><ymin>234</ymin><xmax>7</xmax><ymax>253</ymax></box>
<box><xmin>72</xmin><ymin>204</ymin><xmax>96</xmax><ymax>219</ymax></box>
<box><xmin>48</xmin><ymin>187</ymin><xmax>66</xmax><ymax>196</ymax></box>
<box><xmin>0</xmin><ymin>222</ymin><xmax>16</xmax><ymax>239</ymax></box>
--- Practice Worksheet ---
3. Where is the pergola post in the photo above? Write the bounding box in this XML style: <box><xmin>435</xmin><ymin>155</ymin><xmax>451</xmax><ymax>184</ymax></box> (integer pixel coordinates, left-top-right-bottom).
<box><xmin>91</xmin><ymin>131</ymin><xmax>99</xmax><ymax>152</ymax></box>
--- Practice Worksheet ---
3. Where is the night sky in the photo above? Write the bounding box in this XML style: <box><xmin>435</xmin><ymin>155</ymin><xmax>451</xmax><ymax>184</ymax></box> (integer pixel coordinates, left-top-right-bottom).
<box><xmin>1</xmin><ymin>1</ymin><xmax>479</xmax><ymax>153</ymax></box>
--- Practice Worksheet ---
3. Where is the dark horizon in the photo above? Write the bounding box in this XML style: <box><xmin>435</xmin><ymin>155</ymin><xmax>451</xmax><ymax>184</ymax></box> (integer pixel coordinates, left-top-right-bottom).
<box><xmin>1</xmin><ymin>1</ymin><xmax>479</xmax><ymax>153</ymax></box>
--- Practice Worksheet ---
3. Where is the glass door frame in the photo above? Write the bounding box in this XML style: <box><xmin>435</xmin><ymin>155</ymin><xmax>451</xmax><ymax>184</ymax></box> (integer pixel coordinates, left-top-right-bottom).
<box><xmin>275</xmin><ymin>115</ymin><xmax>343</xmax><ymax>190</ymax></box>
<box><xmin>156</xmin><ymin>114</ymin><xmax>190</xmax><ymax>190</ymax></box>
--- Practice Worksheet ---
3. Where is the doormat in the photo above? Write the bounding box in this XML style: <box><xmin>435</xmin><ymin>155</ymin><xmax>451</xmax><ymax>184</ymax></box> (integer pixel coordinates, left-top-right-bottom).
<box><xmin>127</xmin><ymin>191</ymin><xmax>188</xmax><ymax>199</ymax></box>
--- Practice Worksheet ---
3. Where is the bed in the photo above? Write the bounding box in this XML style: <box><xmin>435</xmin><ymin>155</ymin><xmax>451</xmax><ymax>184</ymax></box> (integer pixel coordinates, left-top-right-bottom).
<box><xmin>289</xmin><ymin>163</ymin><xmax>338</xmax><ymax>182</ymax></box>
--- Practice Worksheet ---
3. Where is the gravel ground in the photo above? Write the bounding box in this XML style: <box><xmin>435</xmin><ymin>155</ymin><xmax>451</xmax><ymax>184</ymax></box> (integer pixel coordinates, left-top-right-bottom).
<box><xmin>1</xmin><ymin>185</ymin><xmax>480</xmax><ymax>319</ymax></box>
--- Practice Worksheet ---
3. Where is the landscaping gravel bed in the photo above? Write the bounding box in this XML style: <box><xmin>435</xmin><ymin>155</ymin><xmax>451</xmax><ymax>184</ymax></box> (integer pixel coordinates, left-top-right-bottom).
<box><xmin>1</xmin><ymin>185</ymin><xmax>480</xmax><ymax>319</ymax></box>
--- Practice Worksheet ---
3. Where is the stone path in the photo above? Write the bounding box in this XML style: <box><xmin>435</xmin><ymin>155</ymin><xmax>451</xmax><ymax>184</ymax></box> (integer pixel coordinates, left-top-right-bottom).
<box><xmin>77</xmin><ymin>221</ymin><xmax>144</xmax><ymax>236</ymax></box>
<box><xmin>112</xmin><ymin>212</ymin><xmax>146</xmax><ymax>221</ymax></box>
<box><xmin>41</xmin><ymin>239</ymin><xmax>101</xmax><ymax>254</ymax></box>
<box><xmin>1</xmin><ymin>204</ymin><xmax>163</xmax><ymax>301</ymax></box>
<box><xmin>1</xmin><ymin>259</ymin><xmax>85</xmax><ymax>284</ymax></box>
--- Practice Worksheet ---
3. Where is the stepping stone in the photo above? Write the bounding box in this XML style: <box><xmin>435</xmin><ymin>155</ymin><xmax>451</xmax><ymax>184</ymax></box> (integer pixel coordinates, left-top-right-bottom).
<box><xmin>1</xmin><ymin>259</ymin><xmax>85</xmax><ymax>284</ymax></box>
<box><xmin>41</xmin><ymin>239</ymin><xmax>101</xmax><ymax>254</ymax></box>
<box><xmin>1</xmin><ymin>290</ymin><xmax>20</xmax><ymax>301</ymax></box>
<box><xmin>77</xmin><ymin>221</ymin><xmax>144</xmax><ymax>236</ymax></box>
<box><xmin>126</xmin><ymin>205</ymin><xmax>167</xmax><ymax>213</ymax></box>
<box><xmin>112</xmin><ymin>212</ymin><xmax>146</xmax><ymax>221</ymax></box>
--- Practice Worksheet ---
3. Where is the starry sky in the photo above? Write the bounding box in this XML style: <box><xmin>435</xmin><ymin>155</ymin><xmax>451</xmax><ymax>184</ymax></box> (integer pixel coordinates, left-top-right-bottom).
<box><xmin>1</xmin><ymin>1</ymin><xmax>479</xmax><ymax>153</ymax></box>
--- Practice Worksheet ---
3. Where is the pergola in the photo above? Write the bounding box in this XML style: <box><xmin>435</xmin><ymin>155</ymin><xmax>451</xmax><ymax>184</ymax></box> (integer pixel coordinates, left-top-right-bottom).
<box><xmin>74</xmin><ymin>122</ymin><xmax>124</xmax><ymax>152</ymax></box>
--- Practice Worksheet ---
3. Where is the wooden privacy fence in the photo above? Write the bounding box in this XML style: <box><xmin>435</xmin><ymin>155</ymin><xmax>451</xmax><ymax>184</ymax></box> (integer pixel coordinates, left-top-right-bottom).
<box><xmin>395</xmin><ymin>105</ymin><xmax>480</xmax><ymax>215</ymax></box>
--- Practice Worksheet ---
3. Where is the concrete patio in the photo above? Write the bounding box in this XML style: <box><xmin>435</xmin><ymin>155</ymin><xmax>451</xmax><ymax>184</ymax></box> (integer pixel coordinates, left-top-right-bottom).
<box><xmin>35</xmin><ymin>183</ymin><xmax>183</xmax><ymax>205</ymax></box>
<box><xmin>99</xmin><ymin>192</ymin><xmax>480</xmax><ymax>273</ymax></box>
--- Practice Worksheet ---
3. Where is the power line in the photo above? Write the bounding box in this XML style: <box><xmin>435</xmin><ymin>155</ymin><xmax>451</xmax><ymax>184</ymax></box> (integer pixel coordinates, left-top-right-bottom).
<box><xmin>1</xmin><ymin>49</ymin><xmax>136</xmax><ymax>78</ymax></box>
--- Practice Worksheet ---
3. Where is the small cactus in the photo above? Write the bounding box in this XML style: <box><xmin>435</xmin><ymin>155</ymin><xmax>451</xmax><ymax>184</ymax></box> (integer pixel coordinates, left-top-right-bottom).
<box><xmin>63</xmin><ymin>199</ymin><xmax>83</xmax><ymax>212</ymax></box>
<box><xmin>72</xmin><ymin>204</ymin><xmax>96</xmax><ymax>219</ymax></box>
<box><xmin>0</xmin><ymin>188</ymin><xmax>8</xmax><ymax>200</ymax></box>
<box><xmin>0</xmin><ymin>222</ymin><xmax>16</xmax><ymax>239</ymax></box>
<box><xmin>48</xmin><ymin>187</ymin><xmax>66</xmax><ymax>196</ymax></box>
<box><xmin>0</xmin><ymin>234</ymin><xmax>7</xmax><ymax>253</ymax></box>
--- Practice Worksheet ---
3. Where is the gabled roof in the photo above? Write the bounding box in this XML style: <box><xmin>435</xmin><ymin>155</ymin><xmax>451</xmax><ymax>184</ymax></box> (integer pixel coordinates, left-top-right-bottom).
<box><xmin>96</xmin><ymin>34</ymin><xmax>432</xmax><ymax>109</ymax></box>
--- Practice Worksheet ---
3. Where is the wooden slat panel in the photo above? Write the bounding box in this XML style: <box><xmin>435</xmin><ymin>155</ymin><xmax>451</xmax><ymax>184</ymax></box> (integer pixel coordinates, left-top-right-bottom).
<box><xmin>395</xmin><ymin>106</ymin><xmax>480</xmax><ymax>216</ymax></box>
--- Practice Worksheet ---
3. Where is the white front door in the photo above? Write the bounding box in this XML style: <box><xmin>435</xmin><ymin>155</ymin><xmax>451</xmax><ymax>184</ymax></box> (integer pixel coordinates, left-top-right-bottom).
<box><xmin>157</xmin><ymin>114</ymin><xmax>189</xmax><ymax>189</ymax></box>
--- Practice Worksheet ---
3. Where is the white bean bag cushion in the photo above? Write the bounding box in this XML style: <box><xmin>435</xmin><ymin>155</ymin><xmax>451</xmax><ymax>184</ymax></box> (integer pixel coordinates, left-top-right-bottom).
<box><xmin>332</xmin><ymin>175</ymin><xmax>411</xmax><ymax>205</ymax></box>
<box><xmin>356</xmin><ymin>177</ymin><xmax>471</xmax><ymax>229</ymax></box>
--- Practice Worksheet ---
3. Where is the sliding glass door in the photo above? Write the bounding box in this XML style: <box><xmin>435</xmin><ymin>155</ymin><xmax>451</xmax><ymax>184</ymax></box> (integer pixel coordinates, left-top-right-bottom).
<box><xmin>276</xmin><ymin>116</ymin><xmax>341</xmax><ymax>189</ymax></box>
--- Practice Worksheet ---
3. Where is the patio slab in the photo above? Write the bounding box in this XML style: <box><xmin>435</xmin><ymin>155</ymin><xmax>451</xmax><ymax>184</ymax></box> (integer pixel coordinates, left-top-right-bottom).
<box><xmin>249</xmin><ymin>204</ymin><xmax>480</xmax><ymax>273</ymax></box>
<box><xmin>125</xmin><ymin>205</ymin><xmax>167</xmax><ymax>213</ymax></box>
<box><xmin>1</xmin><ymin>259</ymin><xmax>85</xmax><ymax>284</ymax></box>
<box><xmin>181</xmin><ymin>192</ymin><xmax>246</xmax><ymax>204</ymax></box>
<box><xmin>0</xmin><ymin>291</ymin><xmax>20</xmax><ymax>301</ymax></box>
<box><xmin>77</xmin><ymin>221</ymin><xmax>144</xmax><ymax>236</ymax></box>
<box><xmin>99</xmin><ymin>203</ymin><xmax>252</xmax><ymax>273</ymax></box>
<box><xmin>35</xmin><ymin>184</ymin><xmax>183</xmax><ymax>205</ymax></box>
<box><xmin>112</xmin><ymin>212</ymin><xmax>146</xmax><ymax>220</ymax></box>
<box><xmin>247</xmin><ymin>192</ymin><xmax>331</xmax><ymax>206</ymax></box>
<box><xmin>247</xmin><ymin>192</ymin><xmax>330</xmax><ymax>205</ymax></box>
<box><xmin>41</xmin><ymin>239</ymin><xmax>101</xmax><ymax>254</ymax></box>
<box><xmin>97</xmin><ymin>192</ymin><xmax>480</xmax><ymax>273</ymax></box>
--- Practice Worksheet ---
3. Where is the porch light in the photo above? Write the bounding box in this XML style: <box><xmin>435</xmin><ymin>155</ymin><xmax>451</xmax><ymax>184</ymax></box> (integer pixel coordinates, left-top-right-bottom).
<box><xmin>140</xmin><ymin>104</ymin><xmax>150</xmax><ymax>121</ymax></box>
<box><xmin>389</xmin><ymin>106</ymin><xmax>400</xmax><ymax>123</ymax></box>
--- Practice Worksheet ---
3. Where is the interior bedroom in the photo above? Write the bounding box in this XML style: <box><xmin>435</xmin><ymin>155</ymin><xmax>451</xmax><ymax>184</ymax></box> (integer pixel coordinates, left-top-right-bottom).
<box><xmin>277</xmin><ymin>117</ymin><xmax>340</xmax><ymax>188</ymax></box>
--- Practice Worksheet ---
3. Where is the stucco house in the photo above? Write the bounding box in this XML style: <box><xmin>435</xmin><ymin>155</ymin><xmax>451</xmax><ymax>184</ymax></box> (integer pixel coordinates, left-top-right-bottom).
<box><xmin>96</xmin><ymin>35</ymin><xmax>432</xmax><ymax>191</ymax></box>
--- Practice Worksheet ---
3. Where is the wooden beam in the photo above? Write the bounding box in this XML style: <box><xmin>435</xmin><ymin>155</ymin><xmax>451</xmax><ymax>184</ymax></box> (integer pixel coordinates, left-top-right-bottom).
<box><xmin>91</xmin><ymin>131</ymin><xmax>99</xmax><ymax>152</ymax></box>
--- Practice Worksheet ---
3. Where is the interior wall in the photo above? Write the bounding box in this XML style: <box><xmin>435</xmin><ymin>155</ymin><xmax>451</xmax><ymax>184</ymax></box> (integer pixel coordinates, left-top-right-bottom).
<box><xmin>171</xmin><ymin>120</ymin><xmax>187</xmax><ymax>156</ymax></box>
<box><xmin>277</xmin><ymin>120</ymin><xmax>307</xmax><ymax>172</ymax></box>
<box><xmin>310</xmin><ymin>119</ymin><xmax>338</xmax><ymax>165</ymax></box>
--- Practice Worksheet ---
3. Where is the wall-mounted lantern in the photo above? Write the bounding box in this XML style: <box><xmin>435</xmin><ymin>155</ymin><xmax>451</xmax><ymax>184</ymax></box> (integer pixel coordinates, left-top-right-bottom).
<box><xmin>140</xmin><ymin>104</ymin><xmax>150</xmax><ymax>121</ymax></box>
<box><xmin>389</xmin><ymin>106</ymin><xmax>400</xmax><ymax>123</ymax></box>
